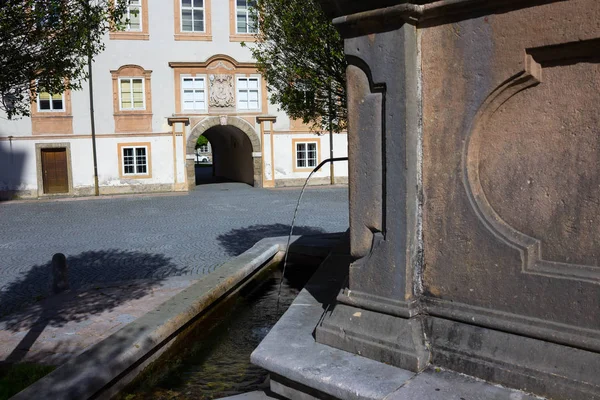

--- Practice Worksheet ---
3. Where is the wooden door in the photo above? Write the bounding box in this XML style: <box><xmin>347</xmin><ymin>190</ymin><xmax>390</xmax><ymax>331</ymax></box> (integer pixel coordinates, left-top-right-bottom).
<box><xmin>42</xmin><ymin>148</ymin><xmax>69</xmax><ymax>194</ymax></box>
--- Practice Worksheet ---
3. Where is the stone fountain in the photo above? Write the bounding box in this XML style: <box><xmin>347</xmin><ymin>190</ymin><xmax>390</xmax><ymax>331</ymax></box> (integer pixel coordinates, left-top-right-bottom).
<box><xmin>252</xmin><ymin>1</ymin><xmax>600</xmax><ymax>399</ymax></box>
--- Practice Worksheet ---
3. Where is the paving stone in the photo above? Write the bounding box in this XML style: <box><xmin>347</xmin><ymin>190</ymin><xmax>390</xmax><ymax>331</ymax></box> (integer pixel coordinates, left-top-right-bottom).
<box><xmin>0</xmin><ymin>183</ymin><xmax>348</xmax><ymax>317</ymax></box>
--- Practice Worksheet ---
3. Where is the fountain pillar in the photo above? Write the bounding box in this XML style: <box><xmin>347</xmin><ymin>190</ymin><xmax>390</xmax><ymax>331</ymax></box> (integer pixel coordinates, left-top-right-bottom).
<box><xmin>316</xmin><ymin>1</ymin><xmax>600</xmax><ymax>399</ymax></box>
<box><xmin>315</xmin><ymin>21</ymin><xmax>429</xmax><ymax>371</ymax></box>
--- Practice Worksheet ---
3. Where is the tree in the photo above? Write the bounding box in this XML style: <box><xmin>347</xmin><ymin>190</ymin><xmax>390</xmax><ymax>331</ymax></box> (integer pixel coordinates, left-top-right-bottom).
<box><xmin>0</xmin><ymin>0</ymin><xmax>127</xmax><ymax>119</ymax></box>
<box><xmin>243</xmin><ymin>0</ymin><xmax>346</xmax><ymax>133</ymax></box>
<box><xmin>195</xmin><ymin>134</ymin><xmax>209</xmax><ymax>150</ymax></box>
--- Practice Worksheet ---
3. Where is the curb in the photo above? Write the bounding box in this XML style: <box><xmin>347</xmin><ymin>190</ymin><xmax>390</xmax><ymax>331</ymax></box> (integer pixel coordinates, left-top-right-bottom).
<box><xmin>10</xmin><ymin>238</ymin><xmax>286</xmax><ymax>400</ymax></box>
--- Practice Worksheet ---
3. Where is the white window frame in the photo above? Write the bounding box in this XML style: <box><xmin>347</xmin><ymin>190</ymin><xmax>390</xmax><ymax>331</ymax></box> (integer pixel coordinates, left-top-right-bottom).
<box><xmin>122</xmin><ymin>145</ymin><xmax>149</xmax><ymax>176</ymax></box>
<box><xmin>235</xmin><ymin>0</ymin><xmax>258</xmax><ymax>34</ymax></box>
<box><xmin>37</xmin><ymin>91</ymin><xmax>65</xmax><ymax>112</ymax></box>
<box><xmin>181</xmin><ymin>0</ymin><xmax>205</xmax><ymax>33</ymax></box>
<box><xmin>296</xmin><ymin>141</ymin><xmax>318</xmax><ymax>169</ymax></box>
<box><xmin>236</xmin><ymin>76</ymin><xmax>261</xmax><ymax>111</ymax></box>
<box><xmin>123</xmin><ymin>0</ymin><xmax>142</xmax><ymax>32</ymax></box>
<box><xmin>181</xmin><ymin>76</ymin><xmax>207</xmax><ymax>111</ymax></box>
<box><xmin>118</xmin><ymin>77</ymin><xmax>146</xmax><ymax>111</ymax></box>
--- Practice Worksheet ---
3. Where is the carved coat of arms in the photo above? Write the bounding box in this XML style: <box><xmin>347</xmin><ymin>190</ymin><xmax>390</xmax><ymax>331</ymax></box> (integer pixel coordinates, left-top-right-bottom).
<box><xmin>209</xmin><ymin>74</ymin><xmax>234</xmax><ymax>108</ymax></box>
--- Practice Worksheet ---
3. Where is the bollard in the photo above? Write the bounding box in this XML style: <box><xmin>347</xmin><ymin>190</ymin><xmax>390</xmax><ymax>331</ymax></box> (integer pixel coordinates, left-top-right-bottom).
<box><xmin>51</xmin><ymin>253</ymin><xmax>69</xmax><ymax>294</ymax></box>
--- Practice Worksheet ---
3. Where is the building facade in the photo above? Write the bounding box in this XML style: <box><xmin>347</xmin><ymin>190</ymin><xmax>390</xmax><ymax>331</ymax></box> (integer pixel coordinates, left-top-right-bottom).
<box><xmin>0</xmin><ymin>0</ymin><xmax>348</xmax><ymax>199</ymax></box>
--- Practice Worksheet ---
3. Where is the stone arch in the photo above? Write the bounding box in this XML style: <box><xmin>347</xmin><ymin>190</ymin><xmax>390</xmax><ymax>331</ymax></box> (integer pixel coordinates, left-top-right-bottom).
<box><xmin>186</xmin><ymin>116</ymin><xmax>262</xmax><ymax>188</ymax></box>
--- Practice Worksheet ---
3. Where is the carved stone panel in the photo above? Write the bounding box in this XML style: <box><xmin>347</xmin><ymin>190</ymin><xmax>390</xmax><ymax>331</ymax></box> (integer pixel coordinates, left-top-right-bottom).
<box><xmin>209</xmin><ymin>74</ymin><xmax>234</xmax><ymax>108</ymax></box>
<box><xmin>463</xmin><ymin>42</ymin><xmax>600</xmax><ymax>284</ymax></box>
<box><xmin>421</xmin><ymin>8</ymin><xmax>600</xmax><ymax>336</ymax></box>
<box><xmin>479</xmin><ymin>56</ymin><xmax>600</xmax><ymax>276</ymax></box>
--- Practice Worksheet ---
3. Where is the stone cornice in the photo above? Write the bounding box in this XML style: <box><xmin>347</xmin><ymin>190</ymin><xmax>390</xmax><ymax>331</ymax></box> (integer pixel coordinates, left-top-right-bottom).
<box><xmin>324</xmin><ymin>0</ymin><xmax>567</xmax><ymax>34</ymax></box>
<box><xmin>168</xmin><ymin>54</ymin><xmax>257</xmax><ymax>69</ymax></box>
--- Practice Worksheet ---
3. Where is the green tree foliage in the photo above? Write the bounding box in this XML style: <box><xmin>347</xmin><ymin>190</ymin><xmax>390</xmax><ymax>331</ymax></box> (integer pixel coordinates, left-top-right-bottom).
<box><xmin>0</xmin><ymin>0</ymin><xmax>128</xmax><ymax>119</ymax></box>
<box><xmin>244</xmin><ymin>0</ymin><xmax>346</xmax><ymax>133</ymax></box>
<box><xmin>195</xmin><ymin>134</ymin><xmax>208</xmax><ymax>149</ymax></box>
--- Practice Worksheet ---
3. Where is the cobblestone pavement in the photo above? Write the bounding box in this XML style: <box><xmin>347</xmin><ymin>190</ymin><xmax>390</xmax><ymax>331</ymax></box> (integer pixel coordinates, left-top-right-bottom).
<box><xmin>0</xmin><ymin>183</ymin><xmax>348</xmax><ymax>316</ymax></box>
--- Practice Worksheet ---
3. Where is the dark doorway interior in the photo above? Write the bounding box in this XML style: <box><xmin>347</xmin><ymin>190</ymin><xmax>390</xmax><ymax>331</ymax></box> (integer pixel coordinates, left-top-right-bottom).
<box><xmin>194</xmin><ymin>126</ymin><xmax>254</xmax><ymax>186</ymax></box>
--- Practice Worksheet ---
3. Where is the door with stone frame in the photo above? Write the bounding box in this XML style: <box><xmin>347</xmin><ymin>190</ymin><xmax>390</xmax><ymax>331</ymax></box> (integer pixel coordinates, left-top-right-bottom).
<box><xmin>41</xmin><ymin>148</ymin><xmax>69</xmax><ymax>194</ymax></box>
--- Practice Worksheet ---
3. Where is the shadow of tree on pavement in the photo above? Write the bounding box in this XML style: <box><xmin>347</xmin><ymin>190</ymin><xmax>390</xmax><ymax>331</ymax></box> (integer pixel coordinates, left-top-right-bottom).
<box><xmin>0</xmin><ymin>249</ymin><xmax>184</xmax><ymax>364</ymax></box>
<box><xmin>216</xmin><ymin>223</ymin><xmax>326</xmax><ymax>257</ymax></box>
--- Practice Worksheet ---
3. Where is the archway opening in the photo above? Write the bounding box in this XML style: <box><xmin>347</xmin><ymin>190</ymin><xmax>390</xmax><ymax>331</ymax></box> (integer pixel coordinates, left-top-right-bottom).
<box><xmin>196</xmin><ymin>125</ymin><xmax>254</xmax><ymax>186</ymax></box>
<box><xmin>193</xmin><ymin>134</ymin><xmax>215</xmax><ymax>185</ymax></box>
<box><xmin>186</xmin><ymin>116</ymin><xmax>262</xmax><ymax>189</ymax></box>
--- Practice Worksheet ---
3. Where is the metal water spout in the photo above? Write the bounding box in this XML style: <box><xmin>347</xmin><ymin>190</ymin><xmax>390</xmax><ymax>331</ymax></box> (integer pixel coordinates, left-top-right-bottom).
<box><xmin>277</xmin><ymin>157</ymin><xmax>349</xmax><ymax>306</ymax></box>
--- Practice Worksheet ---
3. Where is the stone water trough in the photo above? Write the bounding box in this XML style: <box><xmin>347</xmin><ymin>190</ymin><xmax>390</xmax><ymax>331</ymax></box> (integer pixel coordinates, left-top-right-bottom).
<box><xmin>9</xmin><ymin>234</ymin><xmax>340</xmax><ymax>400</ymax></box>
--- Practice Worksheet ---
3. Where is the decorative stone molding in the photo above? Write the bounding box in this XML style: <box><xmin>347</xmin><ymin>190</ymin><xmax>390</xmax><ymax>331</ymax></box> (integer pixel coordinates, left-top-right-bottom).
<box><xmin>325</xmin><ymin>0</ymin><xmax>566</xmax><ymax>33</ymax></box>
<box><xmin>207</xmin><ymin>61</ymin><xmax>235</xmax><ymax>71</ymax></box>
<box><xmin>209</xmin><ymin>74</ymin><xmax>235</xmax><ymax>108</ymax></box>
<box><xmin>35</xmin><ymin>142</ymin><xmax>73</xmax><ymax>197</ymax></box>
<box><xmin>187</xmin><ymin>115</ymin><xmax>260</xmax><ymax>155</ymax></box>
<box><xmin>173</xmin><ymin>0</ymin><xmax>212</xmax><ymax>41</ymax></box>
<box><xmin>463</xmin><ymin>44</ymin><xmax>600</xmax><ymax>284</ymax></box>
<box><xmin>186</xmin><ymin>115</ymin><xmax>262</xmax><ymax>188</ymax></box>
<box><xmin>30</xmin><ymin>85</ymin><xmax>73</xmax><ymax>135</ymax></box>
<box><xmin>110</xmin><ymin>65</ymin><xmax>153</xmax><ymax>133</ymax></box>
<box><xmin>109</xmin><ymin>0</ymin><xmax>149</xmax><ymax>41</ymax></box>
<box><xmin>169</xmin><ymin>55</ymin><xmax>268</xmax><ymax>116</ymax></box>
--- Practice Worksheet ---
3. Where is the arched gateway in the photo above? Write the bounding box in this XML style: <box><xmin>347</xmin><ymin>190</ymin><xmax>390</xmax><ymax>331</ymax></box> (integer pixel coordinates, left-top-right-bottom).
<box><xmin>186</xmin><ymin>116</ymin><xmax>262</xmax><ymax>188</ymax></box>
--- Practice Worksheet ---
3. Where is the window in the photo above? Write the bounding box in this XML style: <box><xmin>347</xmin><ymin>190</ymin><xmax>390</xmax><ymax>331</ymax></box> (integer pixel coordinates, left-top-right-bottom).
<box><xmin>236</xmin><ymin>0</ymin><xmax>257</xmax><ymax>34</ymax></box>
<box><xmin>295</xmin><ymin>81</ymin><xmax>315</xmax><ymax>108</ymax></box>
<box><xmin>296</xmin><ymin>142</ymin><xmax>318</xmax><ymax>168</ymax></box>
<box><xmin>122</xmin><ymin>0</ymin><xmax>142</xmax><ymax>31</ymax></box>
<box><xmin>182</xmin><ymin>77</ymin><xmax>206</xmax><ymax>111</ymax></box>
<box><xmin>37</xmin><ymin>92</ymin><xmax>65</xmax><ymax>112</ymax></box>
<box><xmin>110</xmin><ymin>0</ymin><xmax>149</xmax><ymax>40</ymax></box>
<box><xmin>198</xmin><ymin>144</ymin><xmax>209</xmax><ymax>153</ymax></box>
<box><xmin>181</xmin><ymin>0</ymin><xmax>205</xmax><ymax>32</ymax></box>
<box><xmin>122</xmin><ymin>146</ymin><xmax>148</xmax><ymax>175</ymax></box>
<box><xmin>32</xmin><ymin>85</ymin><xmax>72</xmax><ymax>134</ymax></box>
<box><xmin>119</xmin><ymin>78</ymin><xmax>145</xmax><ymax>110</ymax></box>
<box><xmin>237</xmin><ymin>77</ymin><xmax>259</xmax><ymax>110</ymax></box>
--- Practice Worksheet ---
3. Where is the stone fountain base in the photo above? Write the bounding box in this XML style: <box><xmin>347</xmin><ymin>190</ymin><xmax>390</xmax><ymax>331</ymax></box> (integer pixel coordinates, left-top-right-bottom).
<box><xmin>250</xmin><ymin>237</ymin><xmax>541</xmax><ymax>400</ymax></box>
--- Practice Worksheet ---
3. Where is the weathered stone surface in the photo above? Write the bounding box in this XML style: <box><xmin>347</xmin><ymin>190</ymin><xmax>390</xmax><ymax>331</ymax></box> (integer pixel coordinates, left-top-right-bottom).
<box><xmin>252</xmin><ymin>242</ymin><xmax>419</xmax><ymax>400</ymax></box>
<box><xmin>311</xmin><ymin>1</ymin><xmax>600</xmax><ymax>399</ymax></box>
<box><xmin>316</xmin><ymin>21</ymin><xmax>427</xmax><ymax>374</ymax></box>
<box><xmin>386</xmin><ymin>368</ymin><xmax>539</xmax><ymax>400</ymax></box>
<box><xmin>215</xmin><ymin>391</ymin><xmax>280</xmax><ymax>400</ymax></box>
<box><xmin>253</xmin><ymin>236</ymin><xmax>541</xmax><ymax>400</ymax></box>
<box><xmin>421</xmin><ymin>0</ymin><xmax>600</xmax><ymax>335</ymax></box>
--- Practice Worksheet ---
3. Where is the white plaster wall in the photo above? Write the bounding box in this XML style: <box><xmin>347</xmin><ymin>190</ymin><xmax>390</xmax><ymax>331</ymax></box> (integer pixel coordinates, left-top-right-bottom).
<box><xmin>0</xmin><ymin>0</ymin><xmax>258</xmax><ymax>138</ymax></box>
<box><xmin>267</xmin><ymin>99</ymin><xmax>291</xmax><ymax>131</ymax></box>
<box><xmin>331</xmin><ymin>134</ymin><xmax>349</xmax><ymax>177</ymax></box>
<box><xmin>95</xmin><ymin>136</ymin><xmax>174</xmax><ymax>187</ymax></box>
<box><xmin>0</xmin><ymin>112</ymin><xmax>33</xmax><ymax>137</ymax></box>
<box><xmin>0</xmin><ymin>135</ymin><xmax>175</xmax><ymax>191</ymax></box>
<box><xmin>69</xmin><ymin>139</ymin><xmax>96</xmax><ymax>187</ymax></box>
<box><xmin>0</xmin><ymin>1</ymin><xmax>349</xmax><ymax>192</ymax></box>
<box><xmin>272</xmin><ymin>133</ymin><xmax>348</xmax><ymax>180</ymax></box>
<box><xmin>87</xmin><ymin>0</ymin><xmax>257</xmax><ymax>135</ymax></box>
<box><xmin>0</xmin><ymin>140</ymin><xmax>37</xmax><ymax>189</ymax></box>
<box><xmin>0</xmin><ymin>0</ymin><xmax>314</xmax><ymax>138</ymax></box>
